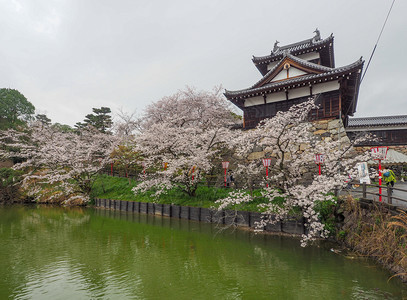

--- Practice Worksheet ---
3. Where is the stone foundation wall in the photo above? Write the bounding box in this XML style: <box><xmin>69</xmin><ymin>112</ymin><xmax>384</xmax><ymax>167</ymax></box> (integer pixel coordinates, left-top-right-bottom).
<box><xmin>246</xmin><ymin>118</ymin><xmax>351</xmax><ymax>161</ymax></box>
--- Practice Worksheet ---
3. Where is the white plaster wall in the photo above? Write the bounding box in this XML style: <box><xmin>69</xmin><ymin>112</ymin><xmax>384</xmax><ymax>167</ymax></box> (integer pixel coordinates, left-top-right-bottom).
<box><xmin>271</xmin><ymin>70</ymin><xmax>288</xmax><ymax>82</ymax></box>
<box><xmin>266</xmin><ymin>92</ymin><xmax>286</xmax><ymax>103</ymax></box>
<box><xmin>288</xmin><ymin>87</ymin><xmax>310</xmax><ymax>99</ymax></box>
<box><xmin>297</xmin><ymin>52</ymin><xmax>320</xmax><ymax>61</ymax></box>
<box><xmin>312</xmin><ymin>81</ymin><xmax>340</xmax><ymax>94</ymax></box>
<box><xmin>243</xmin><ymin>80</ymin><xmax>340</xmax><ymax>108</ymax></box>
<box><xmin>244</xmin><ymin>96</ymin><xmax>264</xmax><ymax>107</ymax></box>
<box><xmin>289</xmin><ymin>67</ymin><xmax>307</xmax><ymax>77</ymax></box>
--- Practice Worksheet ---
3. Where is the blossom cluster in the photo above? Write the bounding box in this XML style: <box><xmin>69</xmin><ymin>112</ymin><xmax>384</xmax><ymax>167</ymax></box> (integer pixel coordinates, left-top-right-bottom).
<box><xmin>216</xmin><ymin>98</ymin><xmax>371</xmax><ymax>246</ymax></box>
<box><xmin>0</xmin><ymin>122</ymin><xmax>118</xmax><ymax>204</ymax></box>
<box><xmin>132</xmin><ymin>87</ymin><xmax>238</xmax><ymax>197</ymax></box>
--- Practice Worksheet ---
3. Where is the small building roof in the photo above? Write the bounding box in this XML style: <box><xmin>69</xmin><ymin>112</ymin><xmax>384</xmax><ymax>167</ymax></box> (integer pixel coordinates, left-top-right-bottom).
<box><xmin>347</xmin><ymin>115</ymin><xmax>407</xmax><ymax>128</ymax></box>
<box><xmin>252</xmin><ymin>34</ymin><xmax>335</xmax><ymax>75</ymax></box>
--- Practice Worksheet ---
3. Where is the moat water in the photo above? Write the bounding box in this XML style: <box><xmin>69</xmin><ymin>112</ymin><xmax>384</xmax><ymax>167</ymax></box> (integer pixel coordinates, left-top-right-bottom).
<box><xmin>0</xmin><ymin>205</ymin><xmax>406</xmax><ymax>299</ymax></box>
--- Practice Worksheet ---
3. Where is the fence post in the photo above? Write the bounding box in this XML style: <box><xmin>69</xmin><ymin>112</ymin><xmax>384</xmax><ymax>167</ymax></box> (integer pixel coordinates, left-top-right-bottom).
<box><xmin>387</xmin><ymin>185</ymin><xmax>392</xmax><ymax>204</ymax></box>
<box><xmin>362</xmin><ymin>183</ymin><xmax>367</xmax><ymax>199</ymax></box>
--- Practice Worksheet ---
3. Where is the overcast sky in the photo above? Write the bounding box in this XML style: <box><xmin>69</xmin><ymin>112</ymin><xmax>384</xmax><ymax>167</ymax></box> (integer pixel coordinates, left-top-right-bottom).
<box><xmin>1</xmin><ymin>0</ymin><xmax>405</xmax><ymax>126</ymax></box>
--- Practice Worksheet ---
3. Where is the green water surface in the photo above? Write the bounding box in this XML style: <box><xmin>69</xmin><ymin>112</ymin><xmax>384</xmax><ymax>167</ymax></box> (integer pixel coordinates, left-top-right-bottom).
<box><xmin>0</xmin><ymin>205</ymin><xmax>406</xmax><ymax>299</ymax></box>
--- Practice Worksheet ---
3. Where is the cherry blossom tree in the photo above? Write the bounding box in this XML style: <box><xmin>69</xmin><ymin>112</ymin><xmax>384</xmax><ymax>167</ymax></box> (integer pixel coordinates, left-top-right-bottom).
<box><xmin>0</xmin><ymin>122</ymin><xmax>118</xmax><ymax>204</ymax></box>
<box><xmin>113</xmin><ymin>108</ymin><xmax>141</xmax><ymax>138</ymax></box>
<box><xmin>133</xmin><ymin>86</ymin><xmax>238</xmax><ymax>197</ymax></box>
<box><xmin>109</xmin><ymin>109</ymin><xmax>142</xmax><ymax>182</ymax></box>
<box><xmin>110</xmin><ymin>144</ymin><xmax>141</xmax><ymax>184</ymax></box>
<box><xmin>216</xmin><ymin>98</ymin><xmax>371</xmax><ymax>246</ymax></box>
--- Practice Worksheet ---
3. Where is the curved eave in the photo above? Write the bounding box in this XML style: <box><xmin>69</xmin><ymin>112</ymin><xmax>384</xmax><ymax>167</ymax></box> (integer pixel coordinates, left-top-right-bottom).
<box><xmin>250</xmin><ymin>54</ymin><xmax>335</xmax><ymax>90</ymax></box>
<box><xmin>225</xmin><ymin>58</ymin><xmax>363</xmax><ymax>100</ymax></box>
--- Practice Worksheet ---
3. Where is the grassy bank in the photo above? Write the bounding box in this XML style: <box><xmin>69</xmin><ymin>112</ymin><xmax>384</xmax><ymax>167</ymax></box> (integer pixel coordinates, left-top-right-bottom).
<box><xmin>90</xmin><ymin>174</ymin><xmax>266</xmax><ymax>211</ymax></box>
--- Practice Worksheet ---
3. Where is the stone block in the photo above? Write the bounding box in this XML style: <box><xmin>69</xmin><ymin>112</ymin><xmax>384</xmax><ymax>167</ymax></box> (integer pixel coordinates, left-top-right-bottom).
<box><xmin>155</xmin><ymin>204</ymin><xmax>163</xmax><ymax>216</ymax></box>
<box><xmin>248</xmin><ymin>151</ymin><xmax>265</xmax><ymax>160</ymax></box>
<box><xmin>128</xmin><ymin>201</ymin><xmax>134</xmax><ymax>212</ymax></box>
<box><xmin>190</xmin><ymin>207</ymin><xmax>201</xmax><ymax>221</ymax></box>
<box><xmin>171</xmin><ymin>205</ymin><xmax>181</xmax><ymax>218</ymax></box>
<box><xmin>282</xmin><ymin>218</ymin><xmax>305</xmax><ymax>235</ymax></box>
<box><xmin>200</xmin><ymin>208</ymin><xmax>213</xmax><ymax>223</ymax></box>
<box><xmin>140</xmin><ymin>202</ymin><xmax>148</xmax><ymax>214</ymax></box>
<box><xmin>163</xmin><ymin>204</ymin><xmax>171</xmax><ymax>217</ymax></box>
<box><xmin>212</xmin><ymin>210</ymin><xmax>224</xmax><ymax>224</ymax></box>
<box><xmin>328</xmin><ymin>119</ymin><xmax>342</xmax><ymax>130</ymax></box>
<box><xmin>180</xmin><ymin>206</ymin><xmax>190</xmax><ymax>219</ymax></box>
<box><xmin>249</xmin><ymin>212</ymin><xmax>263</xmax><ymax>229</ymax></box>
<box><xmin>318</xmin><ymin>123</ymin><xmax>328</xmax><ymax>130</ymax></box>
<box><xmin>134</xmin><ymin>202</ymin><xmax>140</xmax><ymax>213</ymax></box>
<box><xmin>120</xmin><ymin>200</ymin><xmax>128</xmax><ymax>211</ymax></box>
<box><xmin>224</xmin><ymin>210</ymin><xmax>236</xmax><ymax>226</ymax></box>
<box><xmin>340</xmin><ymin>136</ymin><xmax>350</xmax><ymax>145</ymax></box>
<box><xmin>147</xmin><ymin>203</ymin><xmax>155</xmax><ymax>214</ymax></box>
<box><xmin>114</xmin><ymin>200</ymin><xmax>120</xmax><ymax>210</ymax></box>
<box><xmin>313</xmin><ymin>130</ymin><xmax>327</xmax><ymax>135</ymax></box>
<box><xmin>265</xmin><ymin>221</ymin><xmax>282</xmax><ymax>232</ymax></box>
<box><xmin>299</xmin><ymin>143</ymin><xmax>308</xmax><ymax>151</ymax></box>
<box><xmin>264</xmin><ymin>215</ymin><xmax>282</xmax><ymax>232</ymax></box>
<box><xmin>236</xmin><ymin>211</ymin><xmax>250</xmax><ymax>227</ymax></box>
<box><xmin>253</xmin><ymin>145</ymin><xmax>263</xmax><ymax>152</ymax></box>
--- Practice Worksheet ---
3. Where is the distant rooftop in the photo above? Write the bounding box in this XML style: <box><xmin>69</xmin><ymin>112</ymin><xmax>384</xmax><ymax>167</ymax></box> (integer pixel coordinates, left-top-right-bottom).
<box><xmin>347</xmin><ymin>115</ymin><xmax>407</xmax><ymax>128</ymax></box>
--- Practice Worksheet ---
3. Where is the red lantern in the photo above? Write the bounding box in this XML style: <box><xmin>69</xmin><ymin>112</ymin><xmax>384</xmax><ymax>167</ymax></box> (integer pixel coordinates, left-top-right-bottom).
<box><xmin>222</xmin><ymin>161</ymin><xmax>229</xmax><ymax>187</ymax></box>
<box><xmin>262</xmin><ymin>158</ymin><xmax>272</xmax><ymax>187</ymax></box>
<box><xmin>371</xmin><ymin>146</ymin><xmax>388</xmax><ymax>202</ymax></box>
<box><xmin>315</xmin><ymin>154</ymin><xmax>324</xmax><ymax>175</ymax></box>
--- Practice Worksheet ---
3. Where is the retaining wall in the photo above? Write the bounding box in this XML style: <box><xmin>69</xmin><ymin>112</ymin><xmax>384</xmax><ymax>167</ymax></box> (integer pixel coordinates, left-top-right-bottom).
<box><xmin>93</xmin><ymin>198</ymin><xmax>306</xmax><ymax>235</ymax></box>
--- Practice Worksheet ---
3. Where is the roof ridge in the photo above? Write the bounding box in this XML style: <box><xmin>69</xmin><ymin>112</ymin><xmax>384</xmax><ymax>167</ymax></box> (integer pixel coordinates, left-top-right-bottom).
<box><xmin>350</xmin><ymin>115</ymin><xmax>407</xmax><ymax>120</ymax></box>
<box><xmin>252</xmin><ymin>34</ymin><xmax>334</xmax><ymax>62</ymax></box>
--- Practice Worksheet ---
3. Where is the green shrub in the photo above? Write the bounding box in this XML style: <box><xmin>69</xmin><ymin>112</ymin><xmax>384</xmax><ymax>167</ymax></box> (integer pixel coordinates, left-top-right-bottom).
<box><xmin>314</xmin><ymin>198</ymin><xmax>337</xmax><ymax>235</ymax></box>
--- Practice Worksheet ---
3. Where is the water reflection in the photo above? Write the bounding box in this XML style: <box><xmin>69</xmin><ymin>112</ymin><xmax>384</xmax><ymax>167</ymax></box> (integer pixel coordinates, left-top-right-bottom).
<box><xmin>0</xmin><ymin>205</ymin><xmax>406</xmax><ymax>299</ymax></box>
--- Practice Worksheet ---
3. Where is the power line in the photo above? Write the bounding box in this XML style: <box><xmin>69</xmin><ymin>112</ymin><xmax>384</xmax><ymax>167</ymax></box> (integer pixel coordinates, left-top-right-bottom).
<box><xmin>345</xmin><ymin>0</ymin><xmax>396</xmax><ymax>117</ymax></box>
<box><xmin>360</xmin><ymin>0</ymin><xmax>396</xmax><ymax>84</ymax></box>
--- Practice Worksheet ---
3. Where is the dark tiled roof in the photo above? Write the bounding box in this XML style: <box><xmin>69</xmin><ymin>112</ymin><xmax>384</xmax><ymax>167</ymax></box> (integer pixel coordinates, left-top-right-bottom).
<box><xmin>347</xmin><ymin>115</ymin><xmax>407</xmax><ymax>128</ymax></box>
<box><xmin>287</xmin><ymin>54</ymin><xmax>333</xmax><ymax>72</ymax></box>
<box><xmin>252</xmin><ymin>34</ymin><xmax>334</xmax><ymax>64</ymax></box>
<box><xmin>248</xmin><ymin>53</ymin><xmax>334</xmax><ymax>90</ymax></box>
<box><xmin>225</xmin><ymin>57</ymin><xmax>363</xmax><ymax>99</ymax></box>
